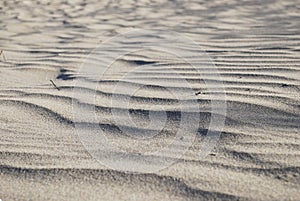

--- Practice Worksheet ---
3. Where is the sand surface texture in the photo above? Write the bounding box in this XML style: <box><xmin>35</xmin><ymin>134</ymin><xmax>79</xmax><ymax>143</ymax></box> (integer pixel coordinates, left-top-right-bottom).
<box><xmin>0</xmin><ymin>0</ymin><xmax>300</xmax><ymax>200</ymax></box>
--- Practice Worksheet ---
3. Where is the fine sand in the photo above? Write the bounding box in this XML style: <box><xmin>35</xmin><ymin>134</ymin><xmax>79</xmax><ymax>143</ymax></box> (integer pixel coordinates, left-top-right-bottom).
<box><xmin>0</xmin><ymin>0</ymin><xmax>300</xmax><ymax>200</ymax></box>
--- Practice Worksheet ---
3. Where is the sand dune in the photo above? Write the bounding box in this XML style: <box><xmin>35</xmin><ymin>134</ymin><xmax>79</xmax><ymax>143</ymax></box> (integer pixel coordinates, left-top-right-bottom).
<box><xmin>0</xmin><ymin>0</ymin><xmax>300</xmax><ymax>200</ymax></box>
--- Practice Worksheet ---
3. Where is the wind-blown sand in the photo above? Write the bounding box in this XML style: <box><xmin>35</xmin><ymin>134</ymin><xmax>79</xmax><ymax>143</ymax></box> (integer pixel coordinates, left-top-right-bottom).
<box><xmin>0</xmin><ymin>0</ymin><xmax>300</xmax><ymax>200</ymax></box>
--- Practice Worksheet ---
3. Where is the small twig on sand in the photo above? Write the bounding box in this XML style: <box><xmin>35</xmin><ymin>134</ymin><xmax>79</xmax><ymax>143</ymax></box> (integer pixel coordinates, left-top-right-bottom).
<box><xmin>0</xmin><ymin>50</ymin><xmax>6</xmax><ymax>62</ymax></box>
<box><xmin>50</xmin><ymin>80</ymin><xmax>60</xmax><ymax>91</ymax></box>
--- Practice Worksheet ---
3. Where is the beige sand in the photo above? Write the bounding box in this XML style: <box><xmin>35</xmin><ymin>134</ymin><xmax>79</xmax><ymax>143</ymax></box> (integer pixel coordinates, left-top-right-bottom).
<box><xmin>0</xmin><ymin>0</ymin><xmax>300</xmax><ymax>200</ymax></box>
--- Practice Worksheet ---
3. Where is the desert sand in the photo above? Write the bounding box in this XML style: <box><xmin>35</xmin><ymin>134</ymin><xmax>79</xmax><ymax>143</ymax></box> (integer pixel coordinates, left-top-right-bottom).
<box><xmin>0</xmin><ymin>0</ymin><xmax>299</xmax><ymax>200</ymax></box>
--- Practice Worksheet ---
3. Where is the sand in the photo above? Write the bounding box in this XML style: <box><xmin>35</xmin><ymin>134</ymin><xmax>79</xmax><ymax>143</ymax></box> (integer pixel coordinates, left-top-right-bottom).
<box><xmin>0</xmin><ymin>0</ymin><xmax>300</xmax><ymax>200</ymax></box>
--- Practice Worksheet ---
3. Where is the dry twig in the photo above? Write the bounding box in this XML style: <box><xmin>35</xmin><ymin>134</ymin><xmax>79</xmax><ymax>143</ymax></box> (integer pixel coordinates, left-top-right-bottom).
<box><xmin>50</xmin><ymin>80</ymin><xmax>60</xmax><ymax>91</ymax></box>
<box><xmin>0</xmin><ymin>50</ymin><xmax>6</xmax><ymax>62</ymax></box>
